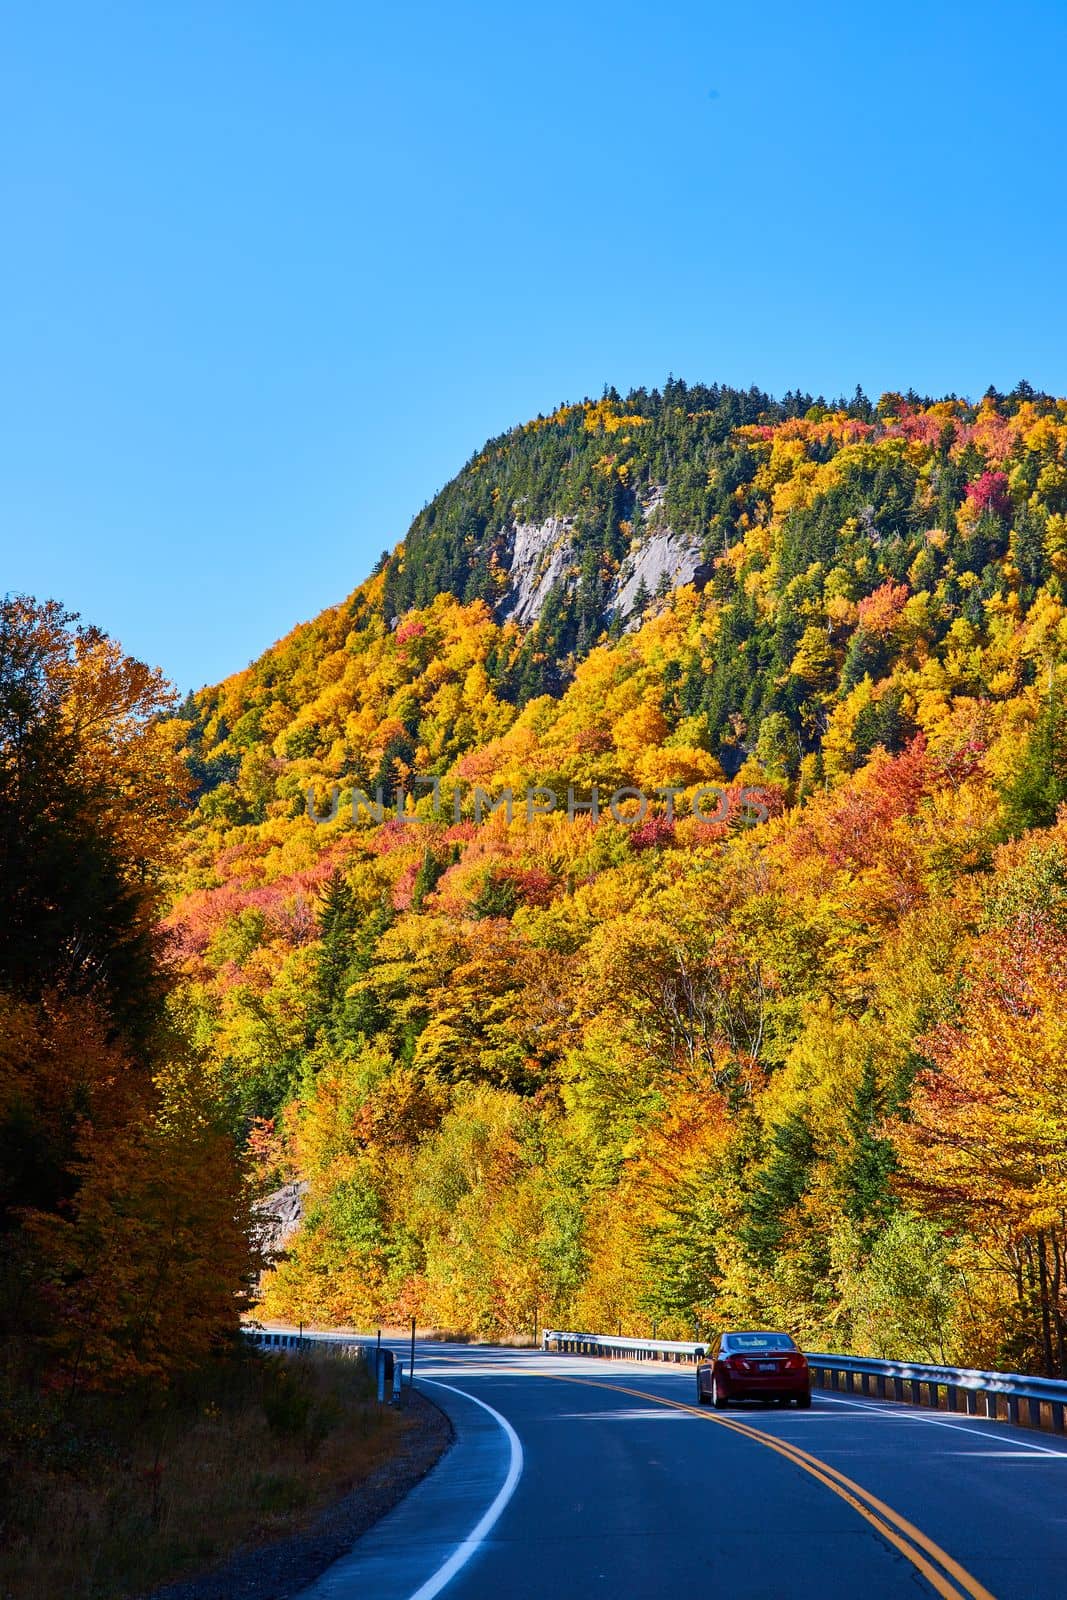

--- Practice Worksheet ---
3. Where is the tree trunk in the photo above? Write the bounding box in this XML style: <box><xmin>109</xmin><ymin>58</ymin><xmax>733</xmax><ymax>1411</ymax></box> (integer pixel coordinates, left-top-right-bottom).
<box><xmin>1036</xmin><ymin>1231</ymin><xmax>1055</xmax><ymax>1375</ymax></box>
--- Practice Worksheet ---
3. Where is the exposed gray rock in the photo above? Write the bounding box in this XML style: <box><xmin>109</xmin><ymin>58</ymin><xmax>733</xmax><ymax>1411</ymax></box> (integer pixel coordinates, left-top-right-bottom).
<box><xmin>254</xmin><ymin>1180</ymin><xmax>308</xmax><ymax>1258</ymax></box>
<box><xmin>500</xmin><ymin>515</ymin><xmax>577</xmax><ymax>626</ymax></box>
<box><xmin>495</xmin><ymin>487</ymin><xmax>707</xmax><ymax>633</ymax></box>
<box><xmin>640</xmin><ymin>483</ymin><xmax>668</xmax><ymax>524</ymax></box>
<box><xmin>608</xmin><ymin>528</ymin><xmax>706</xmax><ymax>626</ymax></box>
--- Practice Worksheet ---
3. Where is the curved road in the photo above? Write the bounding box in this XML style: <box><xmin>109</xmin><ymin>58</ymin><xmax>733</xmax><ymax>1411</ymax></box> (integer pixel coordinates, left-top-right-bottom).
<box><xmin>296</xmin><ymin>1341</ymin><xmax>1067</xmax><ymax>1600</ymax></box>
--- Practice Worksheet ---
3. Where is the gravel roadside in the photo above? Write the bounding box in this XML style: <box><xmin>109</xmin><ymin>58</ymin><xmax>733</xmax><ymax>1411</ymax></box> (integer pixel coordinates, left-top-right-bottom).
<box><xmin>144</xmin><ymin>1388</ymin><xmax>453</xmax><ymax>1600</ymax></box>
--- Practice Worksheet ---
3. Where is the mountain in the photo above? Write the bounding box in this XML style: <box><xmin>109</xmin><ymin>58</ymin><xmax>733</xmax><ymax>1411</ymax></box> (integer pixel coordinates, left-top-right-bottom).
<box><xmin>183</xmin><ymin>377</ymin><xmax>1061</xmax><ymax>803</ymax></box>
<box><xmin>169</xmin><ymin>380</ymin><xmax>1067</xmax><ymax>1372</ymax></box>
<box><xmin>379</xmin><ymin>381</ymin><xmax>787</xmax><ymax>688</ymax></box>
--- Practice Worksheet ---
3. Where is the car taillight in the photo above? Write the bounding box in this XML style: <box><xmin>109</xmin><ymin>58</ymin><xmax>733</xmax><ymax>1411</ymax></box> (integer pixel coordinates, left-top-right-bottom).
<box><xmin>783</xmin><ymin>1353</ymin><xmax>807</xmax><ymax>1370</ymax></box>
<box><xmin>725</xmin><ymin>1355</ymin><xmax>750</xmax><ymax>1372</ymax></box>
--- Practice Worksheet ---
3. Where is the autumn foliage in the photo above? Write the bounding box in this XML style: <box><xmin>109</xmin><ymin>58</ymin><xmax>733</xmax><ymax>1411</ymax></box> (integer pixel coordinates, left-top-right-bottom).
<box><xmin>13</xmin><ymin>379</ymin><xmax>1067</xmax><ymax>1389</ymax></box>
<box><xmin>155</xmin><ymin>384</ymin><xmax>1067</xmax><ymax>1374</ymax></box>
<box><xmin>0</xmin><ymin>598</ymin><xmax>254</xmax><ymax>1396</ymax></box>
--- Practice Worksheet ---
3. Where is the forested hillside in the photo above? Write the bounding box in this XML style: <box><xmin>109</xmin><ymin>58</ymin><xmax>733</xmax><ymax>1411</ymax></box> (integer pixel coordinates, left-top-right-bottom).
<box><xmin>171</xmin><ymin>383</ymin><xmax>1067</xmax><ymax>1374</ymax></box>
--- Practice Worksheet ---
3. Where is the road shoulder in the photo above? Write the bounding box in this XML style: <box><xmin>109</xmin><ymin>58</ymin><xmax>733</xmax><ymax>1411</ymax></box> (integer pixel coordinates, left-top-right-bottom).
<box><xmin>146</xmin><ymin>1389</ymin><xmax>453</xmax><ymax>1600</ymax></box>
<box><xmin>292</xmin><ymin>1374</ymin><xmax>520</xmax><ymax>1600</ymax></box>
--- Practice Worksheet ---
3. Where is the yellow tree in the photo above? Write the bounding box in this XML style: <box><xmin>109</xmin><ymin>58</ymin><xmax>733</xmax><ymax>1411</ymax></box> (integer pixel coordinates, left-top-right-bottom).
<box><xmin>895</xmin><ymin>920</ymin><xmax>1067</xmax><ymax>1373</ymax></box>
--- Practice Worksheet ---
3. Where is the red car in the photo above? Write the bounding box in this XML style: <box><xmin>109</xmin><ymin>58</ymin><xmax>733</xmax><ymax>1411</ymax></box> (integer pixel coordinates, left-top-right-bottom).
<box><xmin>696</xmin><ymin>1331</ymin><xmax>811</xmax><ymax>1408</ymax></box>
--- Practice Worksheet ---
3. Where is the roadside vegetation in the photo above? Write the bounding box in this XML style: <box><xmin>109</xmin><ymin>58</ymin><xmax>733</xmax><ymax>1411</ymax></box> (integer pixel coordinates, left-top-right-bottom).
<box><xmin>0</xmin><ymin>601</ymin><xmax>412</xmax><ymax>1598</ymax></box>
<box><xmin>0</xmin><ymin>1341</ymin><xmax>402</xmax><ymax>1600</ymax></box>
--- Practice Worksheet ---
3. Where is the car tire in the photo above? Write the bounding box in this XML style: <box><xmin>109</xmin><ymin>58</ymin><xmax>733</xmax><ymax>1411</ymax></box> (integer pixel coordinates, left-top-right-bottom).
<box><xmin>712</xmin><ymin>1378</ymin><xmax>727</xmax><ymax>1410</ymax></box>
<box><xmin>795</xmin><ymin>1392</ymin><xmax>812</xmax><ymax>1409</ymax></box>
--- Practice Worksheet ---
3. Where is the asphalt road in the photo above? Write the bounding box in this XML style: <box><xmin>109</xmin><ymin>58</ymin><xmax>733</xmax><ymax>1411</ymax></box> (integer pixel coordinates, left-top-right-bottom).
<box><xmin>295</xmin><ymin>1341</ymin><xmax>1067</xmax><ymax>1600</ymax></box>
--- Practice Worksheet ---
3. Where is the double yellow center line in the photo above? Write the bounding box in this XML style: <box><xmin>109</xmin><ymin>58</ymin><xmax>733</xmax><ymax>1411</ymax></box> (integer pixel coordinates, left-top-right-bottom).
<box><xmin>430</xmin><ymin>1355</ymin><xmax>997</xmax><ymax>1600</ymax></box>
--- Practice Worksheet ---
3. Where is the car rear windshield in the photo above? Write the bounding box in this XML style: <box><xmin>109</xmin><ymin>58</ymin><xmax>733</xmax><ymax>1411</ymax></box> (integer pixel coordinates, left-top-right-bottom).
<box><xmin>724</xmin><ymin>1334</ymin><xmax>798</xmax><ymax>1352</ymax></box>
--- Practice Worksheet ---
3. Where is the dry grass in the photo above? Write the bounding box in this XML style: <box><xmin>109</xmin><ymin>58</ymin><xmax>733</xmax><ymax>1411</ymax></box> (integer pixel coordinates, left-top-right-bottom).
<box><xmin>0</xmin><ymin>1344</ymin><xmax>407</xmax><ymax>1600</ymax></box>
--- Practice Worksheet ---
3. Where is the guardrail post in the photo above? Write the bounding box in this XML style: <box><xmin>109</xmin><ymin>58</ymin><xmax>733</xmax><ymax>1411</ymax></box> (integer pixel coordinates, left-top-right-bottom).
<box><xmin>1007</xmin><ymin>1394</ymin><xmax>1020</xmax><ymax>1425</ymax></box>
<box><xmin>892</xmin><ymin>1376</ymin><xmax>904</xmax><ymax>1403</ymax></box>
<box><xmin>965</xmin><ymin>1390</ymin><xmax>978</xmax><ymax>1415</ymax></box>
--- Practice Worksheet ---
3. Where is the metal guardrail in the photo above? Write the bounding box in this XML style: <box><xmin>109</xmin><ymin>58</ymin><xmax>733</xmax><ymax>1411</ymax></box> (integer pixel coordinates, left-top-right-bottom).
<box><xmin>245</xmin><ymin>1329</ymin><xmax>314</xmax><ymax>1352</ymax></box>
<box><xmin>806</xmin><ymin>1353</ymin><xmax>1067</xmax><ymax>1434</ymax></box>
<box><xmin>542</xmin><ymin>1330</ymin><xmax>705</xmax><ymax>1364</ymax></box>
<box><xmin>243</xmin><ymin>1327</ymin><xmax>368</xmax><ymax>1358</ymax></box>
<box><xmin>542</xmin><ymin>1329</ymin><xmax>1067</xmax><ymax>1434</ymax></box>
<box><xmin>242</xmin><ymin>1327</ymin><xmax>408</xmax><ymax>1403</ymax></box>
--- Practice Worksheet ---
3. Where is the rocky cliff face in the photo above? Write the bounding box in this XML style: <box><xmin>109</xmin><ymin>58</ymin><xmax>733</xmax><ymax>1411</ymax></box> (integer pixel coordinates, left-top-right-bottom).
<box><xmin>499</xmin><ymin>515</ymin><xmax>577</xmax><ymax>626</ymax></box>
<box><xmin>254</xmin><ymin>1180</ymin><xmax>307</xmax><ymax>1261</ymax></box>
<box><xmin>607</xmin><ymin>526</ymin><xmax>706</xmax><ymax>626</ymax></box>
<box><xmin>498</xmin><ymin>486</ymin><xmax>707</xmax><ymax>632</ymax></box>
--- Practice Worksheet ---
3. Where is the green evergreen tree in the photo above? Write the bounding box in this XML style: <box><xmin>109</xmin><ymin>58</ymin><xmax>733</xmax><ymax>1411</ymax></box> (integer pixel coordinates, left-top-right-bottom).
<box><xmin>839</xmin><ymin>1059</ymin><xmax>897</xmax><ymax>1242</ymax></box>
<box><xmin>310</xmin><ymin>870</ymin><xmax>361</xmax><ymax>1030</ymax></box>
<box><xmin>412</xmin><ymin>847</ymin><xmax>446</xmax><ymax>911</ymax></box>
<box><xmin>741</xmin><ymin>1112</ymin><xmax>816</xmax><ymax>1269</ymax></box>
<box><xmin>1000</xmin><ymin>673</ymin><xmax>1067</xmax><ymax>835</ymax></box>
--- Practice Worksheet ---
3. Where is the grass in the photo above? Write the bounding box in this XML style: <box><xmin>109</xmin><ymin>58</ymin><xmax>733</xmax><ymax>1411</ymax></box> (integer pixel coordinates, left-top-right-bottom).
<box><xmin>0</xmin><ymin>1341</ymin><xmax>407</xmax><ymax>1600</ymax></box>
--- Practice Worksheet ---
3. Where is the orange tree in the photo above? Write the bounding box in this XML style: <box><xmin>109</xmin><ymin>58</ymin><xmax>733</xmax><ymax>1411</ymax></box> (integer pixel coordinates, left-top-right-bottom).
<box><xmin>0</xmin><ymin>597</ymin><xmax>254</xmax><ymax>1391</ymax></box>
<box><xmin>895</xmin><ymin>903</ymin><xmax>1067</xmax><ymax>1374</ymax></box>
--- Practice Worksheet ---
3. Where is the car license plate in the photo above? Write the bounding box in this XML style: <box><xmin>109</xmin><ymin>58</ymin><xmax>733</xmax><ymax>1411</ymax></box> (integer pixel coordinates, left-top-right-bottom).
<box><xmin>758</xmin><ymin>1361</ymin><xmax>776</xmax><ymax>1371</ymax></box>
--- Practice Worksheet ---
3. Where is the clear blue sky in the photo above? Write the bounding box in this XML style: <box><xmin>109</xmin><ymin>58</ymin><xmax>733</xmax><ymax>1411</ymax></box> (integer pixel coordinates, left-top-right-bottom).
<box><xmin>3</xmin><ymin>1</ymin><xmax>1066</xmax><ymax>694</ymax></box>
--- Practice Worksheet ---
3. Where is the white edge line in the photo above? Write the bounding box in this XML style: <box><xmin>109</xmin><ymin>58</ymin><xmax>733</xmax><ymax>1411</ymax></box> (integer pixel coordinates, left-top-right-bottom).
<box><xmin>405</xmin><ymin>1377</ymin><xmax>524</xmax><ymax>1600</ymax></box>
<box><xmin>816</xmin><ymin>1391</ymin><xmax>1063</xmax><ymax>1455</ymax></box>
